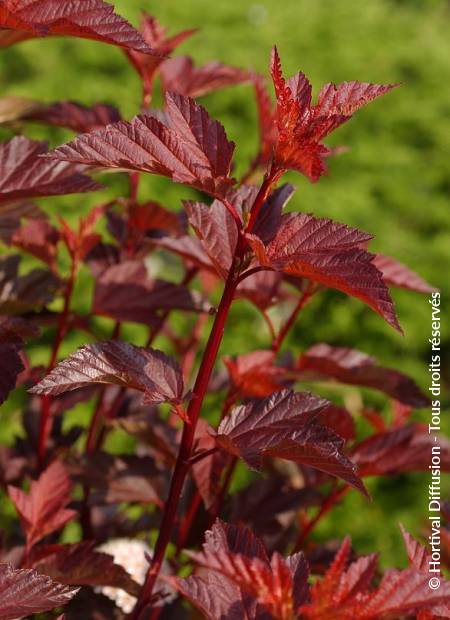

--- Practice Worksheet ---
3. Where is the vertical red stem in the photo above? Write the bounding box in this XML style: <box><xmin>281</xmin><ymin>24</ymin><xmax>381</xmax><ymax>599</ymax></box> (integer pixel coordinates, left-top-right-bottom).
<box><xmin>132</xmin><ymin>265</ymin><xmax>238</xmax><ymax>618</ymax></box>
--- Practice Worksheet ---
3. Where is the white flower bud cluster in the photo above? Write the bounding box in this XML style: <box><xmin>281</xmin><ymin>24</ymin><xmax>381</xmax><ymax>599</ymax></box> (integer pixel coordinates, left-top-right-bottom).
<box><xmin>96</xmin><ymin>538</ymin><xmax>174</xmax><ymax>613</ymax></box>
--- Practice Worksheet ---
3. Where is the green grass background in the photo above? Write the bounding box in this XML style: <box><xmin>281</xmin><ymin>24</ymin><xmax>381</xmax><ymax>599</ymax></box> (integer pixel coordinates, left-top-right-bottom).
<box><xmin>1</xmin><ymin>0</ymin><xmax>449</xmax><ymax>566</ymax></box>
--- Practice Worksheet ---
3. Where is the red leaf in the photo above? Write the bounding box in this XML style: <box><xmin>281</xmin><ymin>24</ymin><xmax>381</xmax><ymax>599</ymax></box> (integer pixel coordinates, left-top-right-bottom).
<box><xmin>7</xmin><ymin>461</ymin><xmax>76</xmax><ymax>549</ymax></box>
<box><xmin>32</xmin><ymin>541</ymin><xmax>141</xmax><ymax>596</ymax></box>
<box><xmin>11</xmin><ymin>218</ymin><xmax>59</xmax><ymax>267</ymax></box>
<box><xmin>127</xmin><ymin>201</ymin><xmax>183</xmax><ymax>237</ymax></box>
<box><xmin>0</xmin><ymin>317</ymin><xmax>26</xmax><ymax>405</ymax></box>
<box><xmin>93</xmin><ymin>259</ymin><xmax>210</xmax><ymax>326</ymax></box>
<box><xmin>301</xmin><ymin>533</ymin><xmax>450</xmax><ymax>619</ymax></box>
<box><xmin>25</xmin><ymin>100</ymin><xmax>121</xmax><ymax>133</ymax></box>
<box><xmin>373</xmin><ymin>253</ymin><xmax>436</xmax><ymax>294</ymax></box>
<box><xmin>246</xmin><ymin>211</ymin><xmax>401</xmax><ymax>331</ymax></box>
<box><xmin>0</xmin><ymin>254</ymin><xmax>60</xmax><ymax>314</ymax></box>
<box><xmin>0</xmin><ymin>200</ymin><xmax>46</xmax><ymax>243</ymax></box>
<box><xmin>400</xmin><ymin>524</ymin><xmax>429</xmax><ymax>572</ymax></box>
<box><xmin>70</xmin><ymin>452</ymin><xmax>161</xmax><ymax>506</ymax></box>
<box><xmin>184</xmin><ymin>199</ymin><xmax>238</xmax><ymax>279</ymax></box>
<box><xmin>269</xmin><ymin>47</ymin><xmax>397</xmax><ymax>182</ymax></box>
<box><xmin>0</xmin><ymin>563</ymin><xmax>78</xmax><ymax>620</ymax></box>
<box><xmin>153</xmin><ymin>234</ymin><xmax>215</xmax><ymax>273</ymax></box>
<box><xmin>236</xmin><ymin>269</ymin><xmax>284</xmax><ymax>311</ymax></box>
<box><xmin>178</xmin><ymin>520</ymin><xmax>308</xmax><ymax>619</ymax></box>
<box><xmin>125</xmin><ymin>13</ymin><xmax>196</xmax><ymax>100</ymax></box>
<box><xmin>0</xmin><ymin>136</ymin><xmax>100</xmax><ymax>205</ymax></box>
<box><xmin>160</xmin><ymin>55</ymin><xmax>250</xmax><ymax>98</ymax></box>
<box><xmin>252</xmin><ymin>183</ymin><xmax>295</xmax><ymax>244</ymax></box>
<box><xmin>300</xmin><ymin>537</ymin><xmax>377</xmax><ymax>619</ymax></box>
<box><xmin>317</xmin><ymin>405</ymin><xmax>356</xmax><ymax>441</ymax></box>
<box><xmin>30</xmin><ymin>340</ymin><xmax>185</xmax><ymax>406</ymax></box>
<box><xmin>216</xmin><ymin>389</ymin><xmax>366</xmax><ymax>494</ymax></box>
<box><xmin>192</xmin><ymin>421</ymin><xmax>228</xmax><ymax>510</ymax></box>
<box><xmin>224</xmin><ymin>350</ymin><xmax>292</xmax><ymax>398</ymax></box>
<box><xmin>297</xmin><ymin>343</ymin><xmax>429</xmax><ymax>407</ymax></box>
<box><xmin>45</xmin><ymin>92</ymin><xmax>236</xmax><ymax>200</ymax></box>
<box><xmin>351</xmin><ymin>424</ymin><xmax>450</xmax><ymax>477</ymax></box>
<box><xmin>364</xmin><ymin>569</ymin><xmax>450</xmax><ymax>618</ymax></box>
<box><xmin>251</xmin><ymin>74</ymin><xmax>278</xmax><ymax>170</ymax></box>
<box><xmin>0</xmin><ymin>0</ymin><xmax>155</xmax><ymax>53</ymax></box>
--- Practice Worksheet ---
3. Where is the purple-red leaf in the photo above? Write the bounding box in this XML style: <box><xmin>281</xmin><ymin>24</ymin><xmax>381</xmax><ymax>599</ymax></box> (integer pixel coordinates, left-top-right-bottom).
<box><xmin>373</xmin><ymin>254</ymin><xmax>436</xmax><ymax>294</ymax></box>
<box><xmin>25</xmin><ymin>100</ymin><xmax>121</xmax><ymax>133</ymax></box>
<box><xmin>32</xmin><ymin>542</ymin><xmax>141</xmax><ymax>596</ymax></box>
<box><xmin>351</xmin><ymin>424</ymin><xmax>450</xmax><ymax>477</ymax></box>
<box><xmin>0</xmin><ymin>254</ymin><xmax>60</xmax><ymax>314</ymax></box>
<box><xmin>93</xmin><ymin>259</ymin><xmax>210</xmax><ymax>326</ymax></box>
<box><xmin>125</xmin><ymin>13</ymin><xmax>196</xmax><ymax>102</ymax></box>
<box><xmin>30</xmin><ymin>340</ymin><xmax>185</xmax><ymax>406</ymax></box>
<box><xmin>0</xmin><ymin>136</ymin><xmax>100</xmax><ymax>205</ymax></box>
<box><xmin>297</xmin><ymin>343</ymin><xmax>429</xmax><ymax>408</ymax></box>
<box><xmin>69</xmin><ymin>452</ymin><xmax>161</xmax><ymax>506</ymax></box>
<box><xmin>11</xmin><ymin>218</ymin><xmax>59</xmax><ymax>267</ymax></box>
<box><xmin>0</xmin><ymin>0</ymin><xmax>155</xmax><ymax>52</ymax></box>
<box><xmin>45</xmin><ymin>92</ymin><xmax>236</xmax><ymax>200</ymax></box>
<box><xmin>0</xmin><ymin>316</ymin><xmax>26</xmax><ymax>405</ymax></box>
<box><xmin>7</xmin><ymin>461</ymin><xmax>76</xmax><ymax>549</ymax></box>
<box><xmin>0</xmin><ymin>563</ymin><xmax>78</xmax><ymax>620</ymax></box>
<box><xmin>184</xmin><ymin>199</ymin><xmax>238</xmax><ymax>279</ymax></box>
<box><xmin>160</xmin><ymin>56</ymin><xmax>250</xmax><ymax>98</ymax></box>
<box><xmin>247</xmin><ymin>211</ymin><xmax>401</xmax><ymax>331</ymax></box>
<box><xmin>182</xmin><ymin>520</ymin><xmax>309</xmax><ymax>619</ymax></box>
<box><xmin>224</xmin><ymin>350</ymin><xmax>292</xmax><ymax>398</ymax></box>
<box><xmin>216</xmin><ymin>389</ymin><xmax>366</xmax><ymax>494</ymax></box>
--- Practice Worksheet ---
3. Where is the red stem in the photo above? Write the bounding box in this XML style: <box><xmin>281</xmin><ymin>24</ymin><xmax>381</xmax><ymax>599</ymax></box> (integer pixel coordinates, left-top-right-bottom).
<box><xmin>37</xmin><ymin>258</ymin><xmax>77</xmax><ymax>467</ymax></box>
<box><xmin>132</xmin><ymin>264</ymin><xmax>238</xmax><ymax>619</ymax></box>
<box><xmin>207</xmin><ymin>456</ymin><xmax>238</xmax><ymax>528</ymax></box>
<box><xmin>292</xmin><ymin>486</ymin><xmax>349</xmax><ymax>552</ymax></box>
<box><xmin>245</xmin><ymin>173</ymin><xmax>276</xmax><ymax>232</ymax></box>
<box><xmin>272</xmin><ymin>285</ymin><xmax>315</xmax><ymax>353</ymax></box>
<box><xmin>176</xmin><ymin>490</ymin><xmax>203</xmax><ymax>553</ymax></box>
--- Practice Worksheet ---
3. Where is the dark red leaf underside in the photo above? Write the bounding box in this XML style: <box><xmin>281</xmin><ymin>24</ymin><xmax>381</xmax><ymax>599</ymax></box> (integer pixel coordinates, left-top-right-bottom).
<box><xmin>32</xmin><ymin>542</ymin><xmax>140</xmax><ymax>596</ymax></box>
<box><xmin>224</xmin><ymin>350</ymin><xmax>292</xmax><ymax>398</ymax></box>
<box><xmin>184</xmin><ymin>199</ymin><xmax>238</xmax><ymax>279</ymax></box>
<box><xmin>70</xmin><ymin>452</ymin><xmax>161</xmax><ymax>505</ymax></box>
<box><xmin>216</xmin><ymin>389</ymin><xmax>366</xmax><ymax>494</ymax></box>
<box><xmin>11</xmin><ymin>218</ymin><xmax>59</xmax><ymax>267</ymax></box>
<box><xmin>44</xmin><ymin>92</ymin><xmax>235</xmax><ymax>200</ymax></box>
<box><xmin>0</xmin><ymin>563</ymin><xmax>78</xmax><ymax>620</ymax></box>
<box><xmin>247</xmin><ymin>211</ymin><xmax>401</xmax><ymax>331</ymax></box>
<box><xmin>93</xmin><ymin>259</ymin><xmax>210</xmax><ymax>326</ymax></box>
<box><xmin>0</xmin><ymin>317</ymin><xmax>26</xmax><ymax>405</ymax></box>
<box><xmin>25</xmin><ymin>101</ymin><xmax>122</xmax><ymax>133</ymax></box>
<box><xmin>373</xmin><ymin>253</ymin><xmax>436</xmax><ymax>294</ymax></box>
<box><xmin>0</xmin><ymin>0</ymin><xmax>155</xmax><ymax>53</ymax></box>
<box><xmin>0</xmin><ymin>136</ymin><xmax>100</xmax><ymax>205</ymax></box>
<box><xmin>297</xmin><ymin>343</ymin><xmax>429</xmax><ymax>407</ymax></box>
<box><xmin>160</xmin><ymin>55</ymin><xmax>250</xmax><ymax>98</ymax></box>
<box><xmin>7</xmin><ymin>461</ymin><xmax>76</xmax><ymax>548</ymax></box>
<box><xmin>125</xmin><ymin>14</ymin><xmax>196</xmax><ymax>97</ymax></box>
<box><xmin>30</xmin><ymin>340</ymin><xmax>185</xmax><ymax>406</ymax></box>
<box><xmin>0</xmin><ymin>254</ymin><xmax>60</xmax><ymax>314</ymax></box>
<box><xmin>351</xmin><ymin>424</ymin><xmax>450</xmax><ymax>477</ymax></box>
<box><xmin>184</xmin><ymin>520</ymin><xmax>309</xmax><ymax>619</ymax></box>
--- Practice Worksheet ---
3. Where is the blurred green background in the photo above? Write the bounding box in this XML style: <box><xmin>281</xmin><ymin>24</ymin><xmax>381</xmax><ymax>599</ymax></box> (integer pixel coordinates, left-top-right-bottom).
<box><xmin>1</xmin><ymin>0</ymin><xmax>449</xmax><ymax>566</ymax></box>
